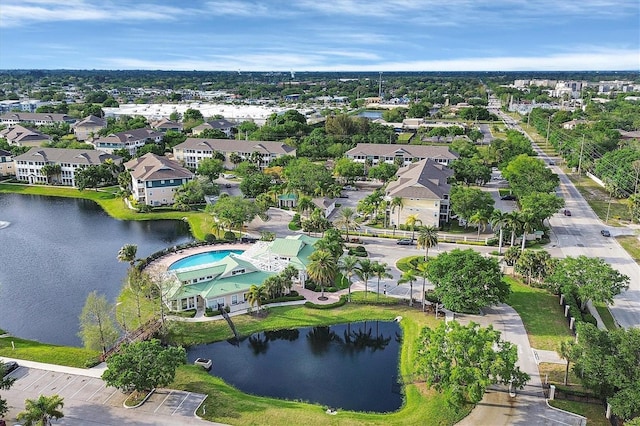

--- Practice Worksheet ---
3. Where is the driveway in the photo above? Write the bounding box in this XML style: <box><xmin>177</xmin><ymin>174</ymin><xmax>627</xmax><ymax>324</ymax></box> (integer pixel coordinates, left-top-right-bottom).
<box><xmin>0</xmin><ymin>359</ymin><xmax>216</xmax><ymax>426</ymax></box>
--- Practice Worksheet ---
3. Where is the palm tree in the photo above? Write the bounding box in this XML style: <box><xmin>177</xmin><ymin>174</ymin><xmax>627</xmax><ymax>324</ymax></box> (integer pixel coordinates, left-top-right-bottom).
<box><xmin>17</xmin><ymin>394</ymin><xmax>64</xmax><ymax>426</ymax></box>
<box><xmin>334</xmin><ymin>207</ymin><xmax>359</xmax><ymax>243</ymax></box>
<box><xmin>416</xmin><ymin>262</ymin><xmax>430</xmax><ymax>312</ymax></box>
<box><xmin>405</xmin><ymin>214</ymin><xmax>422</xmax><ymax>241</ymax></box>
<box><xmin>117</xmin><ymin>244</ymin><xmax>138</xmax><ymax>267</ymax></box>
<box><xmin>372</xmin><ymin>261</ymin><xmax>392</xmax><ymax>301</ymax></box>
<box><xmin>469</xmin><ymin>211</ymin><xmax>489</xmax><ymax>239</ymax></box>
<box><xmin>490</xmin><ymin>209</ymin><xmax>509</xmax><ymax>255</ymax></box>
<box><xmin>505</xmin><ymin>211</ymin><xmax>523</xmax><ymax>247</ymax></box>
<box><xmin>417</xmin><ymin>225</ymin><xmax>439</xmax><ymax>261</ymax></box>
<box><xmin>296</xmin><ymin>196</ymin><xmax>315</xmax><ymax>219</ymax></box>
<box><xmin>338</xmin><ymin>255</ymin><xmax>359</xmax><ymax>303</ymax></box>
<box><xmin>355</xmin><ymin>258</ymin><xmax>373</xmax><ymax>299</ymax></box>
<box><xmin>390</xmin><ymin>196</ymin><xmax>404</xmax><ymax>229</ymax></box>
<box><xmin>307</xmin><ymin>249</ymin><xmax>337</xmax><ymax>300</ymax></box>
<box><xmin>398</xmin><ymin>269</ymin><xmax>417</xmax><ymax>307</ymax></box>
<box><xmin>247</xmin><ymin>284</ymin><xmax>267</xmax><ymax>312</ymax></box>
<box><xmin>520</xmin><ymin>210</ymin><xmax>536</xmax><ymax>252</ymax></box>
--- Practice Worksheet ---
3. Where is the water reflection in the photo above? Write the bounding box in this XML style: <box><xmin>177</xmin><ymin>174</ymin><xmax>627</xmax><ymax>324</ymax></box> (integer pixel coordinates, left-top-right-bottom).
<box><xmin>0</xmin><ymin>193</ymin><xmax>192</xmax><ymax>346</ymax></box>
<box><xmin>188</xmin><ymin>321</ymin><xmax>403</xmax><ymax>412</ymax></box>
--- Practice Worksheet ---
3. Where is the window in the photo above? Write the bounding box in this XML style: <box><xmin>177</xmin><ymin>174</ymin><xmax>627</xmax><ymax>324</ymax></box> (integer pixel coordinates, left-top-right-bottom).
<box><xmin>232</xmin><ymin>295</ymin><xmax>238</xmax><ymax>305</ymax></box>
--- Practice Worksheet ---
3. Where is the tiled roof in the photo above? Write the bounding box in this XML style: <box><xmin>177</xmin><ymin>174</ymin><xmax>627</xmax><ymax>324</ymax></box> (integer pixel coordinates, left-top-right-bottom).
<box><xmin>13</xmin><ymin>147</ymin><xmax>121</xmax><ymax>165</ymax></box>
<box><xmin>0</xmin><ymin>125</ymin><xmax>50</xmax><ymax>143</ymax></box>
<box><xmin>174</xmin><ymin>138</ymin><xmax>295</xmax><ymax>155</ymax></box>
<box><xmin>345</xmin><ymin>143</ymin><xmax>459</xmax><ymax>160</ymax></box>
<box><xmin>73</xmin><ymin>115</ymin><xmax>106</xmax><ymax>128</ymax></box>
<box><xmin>194</xmin><ymin>119</ymin><xmax>236</xmax><ymax>130</ymax></box>
<box><xmin>312</xmin><ymin>197</ymin><xmax>335</xmax><ymax>210</ymax></box>
<box><xmin>0</xmin><ymin>112</ymin><xmax>74</xmax><ymax>122</ymax></box>
<box><xmin>97</xmin><ymin>128</ymin><xmax>163</xmax><ymax>143</ymax></box>
<box><xmin>125</xmin><ymin>153</ymin><xmax>194</xmax><ymax>181</ymax></box>
<box><xmin>385</xmin><ymin>158</ymin><xmax>453</xmax><ymax>199</ymax></box>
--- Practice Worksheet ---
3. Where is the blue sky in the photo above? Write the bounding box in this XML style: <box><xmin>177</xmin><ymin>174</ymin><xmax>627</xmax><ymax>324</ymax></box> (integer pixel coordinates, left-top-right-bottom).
<box><xmin>0</xmin><ymin>0</ymin><xmax>638</xmax><ymax>71</ymax></box>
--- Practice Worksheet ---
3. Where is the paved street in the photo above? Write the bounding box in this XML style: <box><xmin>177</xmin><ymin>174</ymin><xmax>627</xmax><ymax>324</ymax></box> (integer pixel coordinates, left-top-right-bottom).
<box><xmin>497</xmin><ymin>108</ymin><xmax>640</xmax><ymax>329</ymax></box>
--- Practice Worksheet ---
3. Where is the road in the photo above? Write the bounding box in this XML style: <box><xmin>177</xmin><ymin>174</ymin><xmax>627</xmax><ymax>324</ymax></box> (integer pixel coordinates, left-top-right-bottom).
<box><xmin>491</xmin><ymin>105</ymin><xmax>640</xmax><ymax>328</ymax></box>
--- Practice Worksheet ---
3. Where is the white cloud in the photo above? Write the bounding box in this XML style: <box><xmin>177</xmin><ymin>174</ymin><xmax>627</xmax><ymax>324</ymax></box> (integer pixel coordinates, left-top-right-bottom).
<box><xmin>99</xmin><ymin>48</ymin><xmax>640</xmax><ymax>72</ymax></box>
<box><xmin>0</xmin><ymin>1</ymin><xmax>193</xmax><ymax>27</ymax></box>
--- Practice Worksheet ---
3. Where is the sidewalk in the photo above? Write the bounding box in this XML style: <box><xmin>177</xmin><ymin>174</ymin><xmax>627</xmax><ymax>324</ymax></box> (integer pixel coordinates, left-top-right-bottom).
<box><xmin>0</xmin><ymin>356</ymin><xmax>107</xmax><ymax>378</ymax></box>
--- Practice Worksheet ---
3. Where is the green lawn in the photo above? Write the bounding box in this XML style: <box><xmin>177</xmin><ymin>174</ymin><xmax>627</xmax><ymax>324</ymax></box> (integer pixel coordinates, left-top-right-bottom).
<box><xmin>396</xmin><ymin>255</ymin><xmax>427</xmax><ymax>272</ymax></box>
<box><xmin>0</xmin><ymin>336</ymin><xmax>99</xmax><ymax>368</ymax></box>
<box><xmin>593</xmin><ymin>302</ymin><xmax>617</xmax><ymax>330</ymax></box>
<box><xmin>169</xmin><ymin>301</ymin><xmax>472</xmax><ymax>425</ymax></box>
<box><xmin>506</xmin><ymin>277</ymin><xmax>573</xmax><ymax>350</ymax></box>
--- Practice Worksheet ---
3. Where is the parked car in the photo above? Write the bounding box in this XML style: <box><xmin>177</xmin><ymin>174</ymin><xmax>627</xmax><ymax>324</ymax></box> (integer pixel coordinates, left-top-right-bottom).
<box><xmin>601</xmin><ymin>229</ymin><xmax>611</xmax><ymax>237</ymax></box>
<box><xmin>500</xmin><ymin>194</ymin><xmax>517</xmax><ymax>201</ymax></box>
<box><xmin>563</xmin><ymin>209</ymin><xmax>572</xmax><ymax>216</ymax></box>
<box><xmin>396</xmin><ymin>238</ymin><xmax>415</xmax><ymax>245</ymax></box>
<box><xmin>343</xmin><ymin>185</ymin><xmax>356</xmax><ymax>190</ymax></box>
<box><xmin>1</xmin><ymin>361</ymin><xmax>18</xmax><ymax>377</ymax></box>
<box><xmin>338</xmin><ymin>194</ymin><xmax>349</xmax><ymax>198</ymax></box>
<box><xmin>548</xmin><ymin>161</ymin><xmax>555</xmax><ymax>166</ymax></box>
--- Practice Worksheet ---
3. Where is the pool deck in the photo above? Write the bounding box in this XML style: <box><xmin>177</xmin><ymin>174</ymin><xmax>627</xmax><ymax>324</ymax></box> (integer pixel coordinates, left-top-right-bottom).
<box><xmin>146</xmin><ymin>242</ymin><xmax>362</xmax><ymax>323</ymax></box>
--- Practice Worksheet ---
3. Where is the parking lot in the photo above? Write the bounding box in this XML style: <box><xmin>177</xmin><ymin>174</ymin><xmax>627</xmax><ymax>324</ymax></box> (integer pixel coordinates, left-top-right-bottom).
<box><xmin>3</xmin><ymin>365</ymin><xmax>209</xmax><ymax>425</ymax></box>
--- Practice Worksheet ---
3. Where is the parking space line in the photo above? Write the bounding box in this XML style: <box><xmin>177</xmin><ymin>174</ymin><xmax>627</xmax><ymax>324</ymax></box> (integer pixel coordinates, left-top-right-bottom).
<box><xmin>41</xmin><ymin>373</ymin><xmax>63</xmax><ymax>392</ymax></box>
<box><xmin>102</xmin><ymin>387</ymin><xmax>120</xmax><ymax>404</ymax></box>
<box><xmin>88</xmin><ymin>382</ymin><xmax>107</xmax><ymax>401</ymax></box>
<box><xmin>172</xmin><ymin>392</ymin><xmax>191</xmax><ymax>415</ymax></box>
<box><xmin>56</xmin><ymin>375</ymin><xmax>78</xmax><ymax>394</ymax></box>
<box><xmin>155</xmin><ymin>390</ymin><xmax>174</xmax><ymax>413</ymax></box>
<box><xmin>70</xmin><ymin>379</ymin><xmax>92</xmax><ymax>399</ymax></box>
<box><xmin>21</xmin><ymin>370</ymin><xmax>49</xmax><ymax>391</ymax></box>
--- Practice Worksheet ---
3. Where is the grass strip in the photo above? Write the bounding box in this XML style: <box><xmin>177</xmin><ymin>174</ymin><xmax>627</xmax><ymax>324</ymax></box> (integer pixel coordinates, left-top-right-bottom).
<box><xmin>505</xmin><ymin>277</ymin><xmax>573</xmax><ymax>351</ymax></box>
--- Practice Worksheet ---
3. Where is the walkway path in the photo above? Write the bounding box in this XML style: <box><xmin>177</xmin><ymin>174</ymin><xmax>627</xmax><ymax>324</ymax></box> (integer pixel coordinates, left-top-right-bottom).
<box><xmin>455</xmin><ymin>305</ymin><xmax>585</xmax><ymax>426</ymax></box>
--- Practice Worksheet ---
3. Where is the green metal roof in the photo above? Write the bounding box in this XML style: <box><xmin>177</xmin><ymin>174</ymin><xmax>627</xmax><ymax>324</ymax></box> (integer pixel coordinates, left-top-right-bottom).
<box><xmin>202</xmin><ymin>270</ymin><xmax>273</xmax><ymax>299</ymax></box>
<box><xmin>269</xmin><ymin>238</ymin><xmax>304</xmax><ymax>257</ymax></box>
<box><xmin>277</xmin><ymin>193</ymin><xmax>298</xmax><ymax>200</ymax></box>
<box><xmin>174</xmin><ymin>264</ymin><xmax>225</xmax><ymax>282</ymax></box>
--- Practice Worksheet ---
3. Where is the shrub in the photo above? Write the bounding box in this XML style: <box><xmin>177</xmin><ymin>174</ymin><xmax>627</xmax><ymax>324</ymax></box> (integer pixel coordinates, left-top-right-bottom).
<box><xmin>204</xmin><ymin>233</ymin><xmax>217</xmax><ymax>242</ymax></box>
<box><xmin>223</xmin><ymin>231</ymin><xmax>237</xmax><ymax>241</ymax></box>
<box><xmin>304</xmin><ymin>296</ymin><xmax>347</xmax><ymax>309</ymax></box>
<box><xmin>172</xmin><ymin>310</ymin><xmax>197</xmax><ymax>318</ymax></box>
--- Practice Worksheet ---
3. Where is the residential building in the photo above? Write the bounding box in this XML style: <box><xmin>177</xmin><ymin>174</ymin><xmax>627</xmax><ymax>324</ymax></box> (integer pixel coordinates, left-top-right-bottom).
<box><xmin>13</xmin><ymin>147</ymin><xmax>121</xmax><ymax>186</ymax></box>
<box><xmin>0</xmin><ymin>125</ymin><xmax>51</xmax><ymax>147</ymax></box>
<box><xmin>0</xmin><ymin>112</ymin><xmax>75</xmax><ymax>126</ymax></box>
<box><xmin>150</xmin><ymin>118</ymin><xmax>183</xmax><ymax>133</ymax></box>
<box><xmin>173</xmin><ymin>138</ymin><xmax>296</xmax><ymax>170</ymax></box>
<box><xmin>72</xmin><ymin>115</ymin><xmax>107</xmax><ymax>141</ymax></box>
<box><xmin>0</xmin><ymin>149</ymin><xmax>14</xmax><ymax>176</ymax></box>
<box><xmin>312</xmin><ymin>197</ymin><xmax>336</xmax><ymax>217</ymax></box>
<box><xmin>166</xmin><ymin>235</ymin><xmax>318</xmax><ymax>313</ymax></box>
<box><xmin>191</xmin><ymin>119</ymin><xmax>236</xmax><ymax>137</ymax></box>
<box><xmin>92</xmin><ymin>128</ymin><xmax>163</xmax><ymax>155</ymax></box>
<box><xmin>124</xmin><ymin>153</ymin><xmax>194</xmax><ymax>207</ymax></box>
<box><xmin>385</xmin><ymin>159</ymin><xmax>454</xmax><ymax>228</ymax></box>
<box><xmin>562</xmin><ymin>119</ymin><xmax>589</xmax><ymax>130</ymax></box>
<box><xmin>345</xmin><ymin>143</ymin><xmax>459</xmax><ymax>167</ymax></box>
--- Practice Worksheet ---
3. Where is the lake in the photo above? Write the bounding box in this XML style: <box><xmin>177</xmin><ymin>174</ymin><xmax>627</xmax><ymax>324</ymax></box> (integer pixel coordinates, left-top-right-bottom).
<box><xmin>187</xmin><ymin>321</ymin><xmax>404</xmax><ymax>412</ymax></box>
<box><xmin>0</xmin><ymin>193</ymin><xmax>192</xmax><ymax>346</ymax></box>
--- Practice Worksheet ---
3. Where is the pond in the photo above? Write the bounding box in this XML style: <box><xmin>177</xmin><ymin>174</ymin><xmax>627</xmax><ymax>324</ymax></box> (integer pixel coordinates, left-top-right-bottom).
<box><xmin>187</xmin><ymin>321</ymin><xmax>404</xmax><ymax>412</ymax></box>
<box><xmin>0</xmin><ymin>193</ymin><xmax>193</xmax><ymax>346</ymax></box>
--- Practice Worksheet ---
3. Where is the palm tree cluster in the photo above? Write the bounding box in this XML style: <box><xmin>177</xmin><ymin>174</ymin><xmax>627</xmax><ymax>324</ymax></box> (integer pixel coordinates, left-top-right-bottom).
<box><xmin>247</xmin><ymin>265</ymin><xmax>300</xmax><ymax>312</ymax></box>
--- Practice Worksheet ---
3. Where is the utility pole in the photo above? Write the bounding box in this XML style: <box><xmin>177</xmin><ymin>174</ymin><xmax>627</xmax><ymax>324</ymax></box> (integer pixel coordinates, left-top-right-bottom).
<box><xmin>577</xmin><ymin>135</ymin><xmax>585</xmax><ymax>174</ymax></box>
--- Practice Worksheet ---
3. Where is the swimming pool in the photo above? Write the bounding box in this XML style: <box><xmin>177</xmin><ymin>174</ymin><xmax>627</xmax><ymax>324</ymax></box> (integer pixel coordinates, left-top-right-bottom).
<box><xmin>169</xmin><ymin>249</ymin><xmax>244</xmax><ymax>270</ymax></box>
